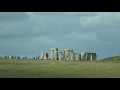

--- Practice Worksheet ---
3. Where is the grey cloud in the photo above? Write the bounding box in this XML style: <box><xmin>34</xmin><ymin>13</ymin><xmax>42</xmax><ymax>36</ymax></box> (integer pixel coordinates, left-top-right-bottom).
<box><xmin>33</xmin><ymin>12</ymin><xmax>97</xmax><ymax>17</ymax></box>
<box><xmin>0</xmin><ymin>12</ymin><xmax>29</xmax><ymax>21</ymax></box>
<box><xmin>28</xmin><ymin>16</ymin><xmax>82</xmax><ymax>36</ymax></box>
<box><xmin>0</xmin><ymin>20</ymin><xmax>36</xmax><ymax>39</ymax></box>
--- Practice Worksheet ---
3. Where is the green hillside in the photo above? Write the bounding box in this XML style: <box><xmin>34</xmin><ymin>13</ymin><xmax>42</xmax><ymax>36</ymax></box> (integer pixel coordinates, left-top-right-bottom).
<box><xmin>100</xmin><ymin>55</ymin><xmax>120</xmax><ymax>61</ymax></box>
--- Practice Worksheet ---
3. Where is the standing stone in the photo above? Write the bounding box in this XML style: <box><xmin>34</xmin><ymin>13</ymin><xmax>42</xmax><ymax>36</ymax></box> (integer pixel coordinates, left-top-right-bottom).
<box><xmin>43</xmin><ymin>53</ymin><xmax>47</xmax><ymax>60</ymax></box>
<box><xmin>9</xmin><ymin>56</ymin><xmax>11</xmax><ymax>59</ymax></box>
<box><xmin>62</xmin><ymin>49</ymin><xmax>67</xmax><ymax>60</ymax></box>
<box><xmin>59</xmin><ymin>50</ymin><xmax>65</xmax><ymax>60</ymax></box>
<box><xmin>50</xmin><ymin>50</ymin><xmax>54</xmax><ymax>60</ymax></box>
<box><xmin>5</xmin><ymin>56</ymin><xmax>7</xmax><ymax>58</ymax></box>
<box><xmin>54</xmin><ymin>51</ymin><xmax>58</xmax><ymax>60</ymax></box>
<box><xmin>62</xmin><ymin>49</ymin><xmax>69</xmax><ymax>60</ymax></box>
<box><xmin>90</xmin><ymin>54</ymin><xmax>92</xmax><ymax>61</ymax></box>
<box><xmin>59</xmin><ymin>51</ymin><xmax>63</xmax><ymax>60</ymax></box>
<box><xmin>70</xmin><ymin>51</ymin><xmax>74</xmax><ymax>60</ymax></box>
<box><xmin>80</xmin><ymin>52</ymin><xmax>86</xmax><ymax>60</ymax></box>
<box><xmin>50</xmin><ymin>48</ymin><xmax>58</xmax><ymax>60</ymax></box>
<box><xmin>41</xmin><ymin>52</ymin><xmax>44</xmax><ymax>60</ymax></box>
<box><xmin>94</xmin><ymin>53</ymin><xmax>97</xmax><ymax>60</ymax></box>
<box><xmin>74</xmin><ymin>53</ymin><xmax>78</xmax><ymax>60</ymax></box>
<box><xmin>87</xmin><ymin>53</ymin><xmax>90</xmax><ymax>60</ymax></box>
<box><xmin>78</xmin><ymin>53</ymin><xmax>81</xmax><ymax>60</ymax></box>
<box><xmin>63</xmin><ymin>50</ymin><xmax>65</xmax><ymax>60</ymax></box>
<box><xmin>66</xmin><ymin>50</ymin><xmax>70</xmax><ymax>60</ymax></box>
<box><xmin>62</xmin><ymin>49</ymin><xmax>74</xmax><ymax>60</ymax></box>
<box><xmin>46</xmin><ymin>53</ymin><xmax>48</xmax><ymax>59</ymax></box>
<box><xmin>91</xmin><ymin>53</ymin><xmax>96</xmax><ymax>60</ymax></box>
<box><xmin>43</xmin><ymin>53</ymin><xmax>48</xmax><ymax>60</ymax></box>
<box><xmin>37</xmin><ymin>54</ymin><xmax>40</xmax><ymax>60</ymax></box>
<box><xmin>62</xmin><ymin>50</ymin><xmax>65</xmax><ymax>60</ymax></box>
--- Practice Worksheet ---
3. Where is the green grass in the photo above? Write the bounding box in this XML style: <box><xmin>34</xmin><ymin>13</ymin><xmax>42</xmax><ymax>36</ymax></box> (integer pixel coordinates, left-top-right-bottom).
<box><xmin>0</xmin><ymin>58</ymin><xmax>120</xmax><ymax>78</ymax></box>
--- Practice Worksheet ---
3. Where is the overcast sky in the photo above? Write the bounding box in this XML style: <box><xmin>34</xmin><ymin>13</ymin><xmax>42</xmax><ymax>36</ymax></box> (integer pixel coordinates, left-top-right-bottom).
<box><xmin>0</xmin><ymin>12</ymin><xmax>120</xmax><ymax>59</ymax></box>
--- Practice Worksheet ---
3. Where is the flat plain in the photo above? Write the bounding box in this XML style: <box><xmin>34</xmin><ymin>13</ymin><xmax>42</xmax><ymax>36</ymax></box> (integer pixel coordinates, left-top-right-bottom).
<box><xmin>0</xmin><ymin>57</ymin><xmax>120</xmax><ymax>78</ymax></box>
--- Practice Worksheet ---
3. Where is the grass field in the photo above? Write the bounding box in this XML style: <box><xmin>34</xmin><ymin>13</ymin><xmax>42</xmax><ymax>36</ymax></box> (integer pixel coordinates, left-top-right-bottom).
<box><xmin>0</xmin><ymin>57</ymin><xmax>120</xmax><ymax>78</ymax></box>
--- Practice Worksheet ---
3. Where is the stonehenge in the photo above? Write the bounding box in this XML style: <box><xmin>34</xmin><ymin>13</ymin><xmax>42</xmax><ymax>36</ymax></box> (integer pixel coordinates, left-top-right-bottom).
<box><xmin>1</xmin><ymin>48</ymin><xmax>98</xmax><ymax>61</ymax></box>
<box><xmin>49</xmin><ymin>48</ymin><xmax>97</xmax><ymax>61</ymax></box>
<box><xmin>28</xmin><ymin>48</ymin><xmax>98</xmax><ymax>61</ymax></box>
